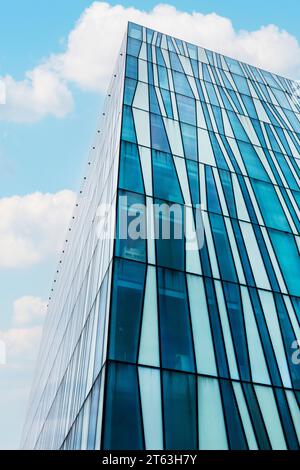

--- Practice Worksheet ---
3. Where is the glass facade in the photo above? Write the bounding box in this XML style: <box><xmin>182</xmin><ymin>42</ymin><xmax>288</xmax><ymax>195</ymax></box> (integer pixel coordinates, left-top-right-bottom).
<box><xmin>22</xmin><ymin>22</ymin><xmax>300</xmax><ymax>450</ymax></box>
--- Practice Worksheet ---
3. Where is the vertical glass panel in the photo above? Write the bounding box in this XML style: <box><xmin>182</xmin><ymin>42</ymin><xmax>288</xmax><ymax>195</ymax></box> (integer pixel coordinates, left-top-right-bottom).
<box><xmin>204</xmin><ymin>277</ymin><xmax>229</xmax><ymax>378</ymax></box>
<box><xmin>109</xmin><ymin>258</ymin><xmax>146</xmax><ymax>362</ymax></box>
<box><xmin>103</xmin><ymin>363</ymin><xmax>144</xmax><ymax>450</ymax></box>
<box><xmin>121</xmin><ymin>105</ymin><xmax>137</xmax><ymax>143</ymax></box>
<box><xmin>138</xmin><ymin>367</ymin><xmax>163</xmax><ymax>450</ymax></box>
<box><xmin>198</xmin><ymin>377</ymin><xmax>228</xmax><ymax>449</ymax></box>
<box><xmin>219</xmin><ymin>169</ymin><xmax>237</xmax><ymax>217</ymax></box>
<box><xmin>150</xmin><ymin>113</ymin><xmax>171</xmax><ymax>153</ymax></box>
<box><xmin>119</xmin><ymin>141</ymin><xmax>144</xmax><ymax>193</ymax></box>
<box><xmin>274</xmin><ymin>388</ymin><xmax>299</xmax><ymax>450</ymax></box>
<box><xmin>116</xmin><ymin>190</ymin><xmax>146</xmax><ymax>262</ymax></box>
<box><xmin>220</xmin><ymin>379</ymin><xmax>248</xmax><ymax>450</ymax></box>
<box><xmin>222</xmin><ymin>282</ymin><xmax>251</xmax><ymax>381</ymax></box>
<box><xmin>186</xmin><ymin>160</ymin><xmax>200</xmax><ymax>207</ymax></box>
<box><xmin>128</xmin><ymin>22</ymin><xmax>143</xmax><ymax>40</ymax></box>
<box><xmin>125</xmin><ymin>55</ymin><xmax>138</xmax><ymax>80</ymax></box>
<box><xmin>127</xmin><ymin>37</ymin><xmax>142</xmax><ymax>57</ymax></box>
<box><xmin>163</xmin><ymin>370</ymin><xmax>197</xmax><ymax>450</ymax></box>
<box><xmin>269</xmin><ymin>229</ymin><xmax>300</xmax><ymax>297</ymax></box>
<box><xmin>158</xmin><ymin>268</ymin><xmax>195</xmax><ymax>372</ymax></box>
<box><xmin>242</xmin><ymin>383</ymin><xmax>271</xmax><ymax>450</ymax></box>
<box><xmin>209</xmin><ymin>213</ymin><xmax>238</xmax><ymax>282</ymax></box>
<box><xmin>124</xmin><ymin>77</ymin><xmax>137</xmax><ymax>106</ymax></box>
<box><xmin>237</xmin><ymin>141</ymin><xmax>270</xmax><ymax>181</ymax></box>
<box><xmin>252</xmin><ymin>179</ymin><xmax>290</xmax><ymax>231</ymax></box>
<box><xmin>172</xmin><ymin>70</ymin><xmax>193</xmax><ymax>97</ymax></box>
<box><xmin>187</xmin><ymin>275</ymin><xmax>217</xmax><ymax>376</ymax></box>
<box><xmin>154</xmin><ymin>200</ymin><xmax>185</xmax><ymax>271</ymax></box>
<box><xmin>206</xmin><ymin>165</ymin><xmax>222</xmax><ymax>214</ymax></box>
<box><xmin>181</xmin><ymin>123</ymin><xmax>198</xmax><ymax>160</ymax></box>
<box><xmin>152</xmin><ymin>150</ymin><xmax>183</xmax><ymax>203</ymax></box>
<box><xmin>176</xmin><ymin>94</ymin><xmax>196</xmax><ymax>125</ymax></box>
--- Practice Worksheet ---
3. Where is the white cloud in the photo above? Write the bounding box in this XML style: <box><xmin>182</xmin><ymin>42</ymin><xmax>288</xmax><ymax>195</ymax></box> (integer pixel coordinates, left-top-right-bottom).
<box><xmin>1</xmin><ymin>2</ymin><xmax>300</xmax><ymax>122</ymax></box>
<box><xmin>0</xmin><ymin>190</ymin><xmax>76</xmax><ymax>268</ymax></box>
<box><xmin>13</xmin><ymin>296</ymin><xmax>47</xmax><ymax>327</ymax></box>
<box><xmin>0</xmin><ymin>66</ymin><xmax>73</xmax><ymax>123</ymax></box>
<box><xmin>0</xmin><ymin>326</ymin><xmax>42</xmax><ymax>368</ymax></box>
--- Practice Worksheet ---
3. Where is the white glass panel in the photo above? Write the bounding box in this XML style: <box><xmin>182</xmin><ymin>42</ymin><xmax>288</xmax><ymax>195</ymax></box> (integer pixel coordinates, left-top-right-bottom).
<box><xmin>133</xmin><ymin>108</ymin><xmax>150</xmax><ymax>148</ymax></box>
<box><xmin>163</xmin><ymin>118</ymin><xmax>184</xmax><ymax>157</ymax></box>
<box><xmin>240</xmin><ymin>221</ymin><xmax>270</xmax><ymax>290</ymax></box>
<box><xmin>138</xmin><ymin>367</ymin><xmax>163</xmax><ymax>450</ymax></box>
<box><xmin>198</xmin><ymin>377</ymin><xmax>228</xmax><ymax>450</ymax></box>
<box><xmin>187</xmin><ymin>275</ymin><xmax>217</xmax><ymax>376</ymax></box>
<box><xmin>138</xmin><ymin>266</ymin><xmax>160</xmax><ymax>367</ymax></box>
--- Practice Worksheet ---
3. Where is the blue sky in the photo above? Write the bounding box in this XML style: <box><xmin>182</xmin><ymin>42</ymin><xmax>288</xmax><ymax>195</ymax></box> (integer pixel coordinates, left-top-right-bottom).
<box><xmin>0</xmin><ymin>0</ymin><xmax>300</xmax><ymax>450</ymax></box>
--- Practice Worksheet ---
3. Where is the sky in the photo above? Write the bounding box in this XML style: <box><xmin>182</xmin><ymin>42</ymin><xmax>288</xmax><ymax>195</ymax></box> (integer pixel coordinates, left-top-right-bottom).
<box><xmin>0</xmin><ymin>0</ymin><xmax>300</xmax><ymax>450</ymax></box>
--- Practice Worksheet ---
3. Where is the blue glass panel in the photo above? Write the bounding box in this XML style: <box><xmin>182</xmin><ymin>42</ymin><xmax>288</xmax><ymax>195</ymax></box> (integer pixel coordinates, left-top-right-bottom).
<box><xmin>209</xmin><ymin>132</ymin><xmax>229</xmax><ymax>170</ymax></box>
<box><xmin>119</xmin><ymin>141</ymin><xmax>144</xmax><ymax>193</ymax></box>
<box><xmin>222</xmin><ymin>283</ymin><xmax>251</xmax><ymax>381</ymax></box>
<box><xmin>212</xmin><ymin>105</ymin><xmax>225</xmax><ymax>134</ymax></box>
<box><xmin>127</xmin><ymin>37</ymin><xmax>142</xmax><ymax>57</ymax></box>
<box><xmin>149</xmin><ymin>86</ymin><xmax>161</xmax><ymax>115</ymax></box>
<box><xmin>209</xmin><ymin>213</ymin><xmax>238</xmax><ymax>282</ymax></box>
<box><xmin>274</xmin><ymin>293</ymin><xmax>300</xmax><ymax>390</ymax></box>
<box><xmin>219</xmin><ymin>169</ymin><xmax>237</xmax><ymax>217</ymax></box>
<box><xmin>115</xmin><ymin>190</ymin><xmax>146</xmax><ymax>262</ymax></box>
<box><xmin>128</xmin><ymin>22</ymin><xmax>142</xmax><ymax>40</ymax></box>
<box><xmin>220</xmin><ymin>379</ymin><xmax>248</xmax><ymax>449</ymax></box>
<box><xmin>186</xmin><ymin>160</ymin><xmax>200</xmax><ymax>207</ymax></box>
<box><xmin>253</xmin><ymin>225</ymin><xmax>280</xmax><ymax>291</ymax></box>
<box><xmin>249</xmin><ymin>288</ymin><xmax>282</xmax><ymax>387</ymax></box>
<box><xmin>155</xmin><ymin>200</ymin><xmax>185</xmax><ymax>271</ymax></box>
<box><xmin>163</xmin><ymin>371</ymin><xmax>197</xmax><ymax>450</ymax></box>
<box><xmin>169</xmin><ymin>51</ymin><xmax>184</xmax><ymax>72</ymax></box>
<box><xmin>158</xmin><ymin>268</ymin><xmax>195</xmax><ymax>372</ymax></box>
<box><xmin>152</xmin><ymin>150</ymin><xmax>184</xmax><ymax>203</ymax></box>
<box><xmin>181</xmin><ymin>123</ymin><xmax>198</xmax><ymax>160</ymax></box>
<box><xmin>156</xmin><ymin>47</ymin><xmax>166</xmax><ymax>67</ymax></box>
<box><xmin>125</xmin><ymin>55</ymin><xmax>138</xmax><ymax>80</ymax></box>
<box><xmin>109</xmin><ymin>258</ymin><xmax>146</xmax><ymax>362</ymax></box>
<box><xmin>158</xmin><ymin>65</ymin><xmax>169</xmax><ymax>89</ymax></box>
<box><xmin>206</xmin><ymin>166</ymin><xmax>221</xmax><ymax>214</ymax></box>
<box><xmin>273</xmin><ymin>388</ymin><xmax>299</xmax><ymax>450</ymax></box>
<box><xmin>176</xmin><ymin>94</ymin><xmax>196</xmax><ymax>125</ymax></box>
<box><xmin>150</xmin><ymin>113</ymin><xmax>171</xmax><ymax>153</ymax></box>
<box><xmin>161</xmin><ymin>89</ymin><xmax>173</xmax><ymax>118</ymax></box>
<box><xmin>122</xmin><ymin>105</ymin><xmax>137</xmax><ymax>143</ymax></box>
<box><xmin>231</xmin><ymin>219</ymin><xmax>255</xmax><ymax>286</ymax></box>
<box><xmin>103</xmin><ymin>363</ymin><xmax>144</xmax><ymax>450</ymax></box>
<box><xmin>242</xmin><ymin>383</ymin><xmax>271</xmax><ymax>450</ymax></box>
<box><xmin>172</xmin><ymin>71</ymin><xmax>193</xmax><ymax>97</ymax></box>
<box><xmin>269</xmin><ymin>229</ymin><xmax>300</xmax><ymax>297</ymax></box>
<box><xmin>273</xmin><ymin>152</ymin><xmax>299</xmax><ymax>191</ymax></box>
<box><xmin>204</xmin><ymin>278</ymin><xmax>229</xmax><ymax>378</ymax></box>
<box><xmin>251</xmin><ymin>179</ymin><xmax>290</xmax><ymax>231</ymax></box>
<box><xmin>204</xmin><ymin>81</ymin><xmax>219</xmax><ymax>106</ymax></box>
<box><xmin>124</xmin><ymin>78</ymin><xmax>137</xmax><ymax>106</ymax></box>
<box><xmin>238</xmin><ymin>141</ymin><xmax>270</xmax><ymax>181</ymax></box>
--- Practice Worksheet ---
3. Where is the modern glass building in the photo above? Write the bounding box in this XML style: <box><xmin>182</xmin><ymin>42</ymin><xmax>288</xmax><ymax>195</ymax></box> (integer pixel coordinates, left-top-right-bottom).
<box><xmin>22</xmin><ymin>22</ymin><xmax>300</xmax><ymax>450</ymax></box>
